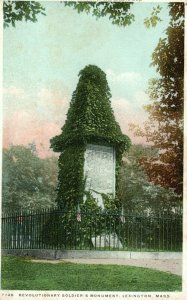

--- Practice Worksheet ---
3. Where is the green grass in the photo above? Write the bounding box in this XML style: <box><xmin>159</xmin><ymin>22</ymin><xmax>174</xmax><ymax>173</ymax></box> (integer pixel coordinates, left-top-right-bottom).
<box><xmin>1</xmin><ymin>256</ymin><xmax>182</xmax><ymax>292</ymax></box>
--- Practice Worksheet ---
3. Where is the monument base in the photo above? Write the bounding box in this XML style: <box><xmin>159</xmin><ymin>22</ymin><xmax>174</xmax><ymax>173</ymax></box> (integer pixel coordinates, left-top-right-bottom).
<box><xmin>91</xmin><ymin>233</ymin><xmax>123</xmax><ymax>249</ymax></box>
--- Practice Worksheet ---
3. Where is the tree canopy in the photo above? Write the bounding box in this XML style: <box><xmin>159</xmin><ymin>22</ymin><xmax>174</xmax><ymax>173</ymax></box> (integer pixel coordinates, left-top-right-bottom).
<box><xmin>130</xmin><ymin>3</ymin><xmax>184</xmax><ymax>195</ymax></box>
<box><xmin>3</xmin><ymin>1</ymin><xmax>162</xmax><ymax>29</ymax></box>
<box><xmin>64</xmin><ymin>2</ymin><xmax>134</xmax><ymax>27</ymax></box>
<box><xmin>3</xmin><ymin>1</ymin><xmax>45</xmax><ymax>27</ymax></box>
<box><xmin>118</xmin><ymin>144</ymin><xmax>182</xmax><ymax>215</ymax></box>
<box><xmin>2</xmin><ymin>145</ymin><xmax>57</xmax><ymax>212</ymax></box>
<box><xmin>3</xmin><ymin>1</ymin><xmax>134</xmax><ymax>28</ymax></box>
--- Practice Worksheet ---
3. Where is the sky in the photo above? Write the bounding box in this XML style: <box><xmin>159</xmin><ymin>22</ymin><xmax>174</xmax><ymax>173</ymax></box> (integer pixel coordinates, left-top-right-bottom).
<box><xmin>3</xmin><ymin>1</ymin><xmax>170</xmax><ymax>158</ymax></box>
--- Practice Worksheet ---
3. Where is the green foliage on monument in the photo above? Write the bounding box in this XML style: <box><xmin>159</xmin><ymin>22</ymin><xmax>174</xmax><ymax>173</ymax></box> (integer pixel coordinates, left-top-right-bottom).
<box><xmin>51</xmin><ymin>65</ymin><xmax>131</xmax><ymax>209</ymax></box>
<box><xmin>42</xmin><ymin>193</ymin><xmax>121</xmax><ymax>249</ymax></box>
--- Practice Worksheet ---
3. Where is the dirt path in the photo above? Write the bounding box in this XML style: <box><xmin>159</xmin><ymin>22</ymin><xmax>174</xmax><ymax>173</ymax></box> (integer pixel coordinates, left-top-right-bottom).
<box><xmin>31</xmin><ymin>258</ymin><xmax>182</xmax><ymax>276</ymax></box>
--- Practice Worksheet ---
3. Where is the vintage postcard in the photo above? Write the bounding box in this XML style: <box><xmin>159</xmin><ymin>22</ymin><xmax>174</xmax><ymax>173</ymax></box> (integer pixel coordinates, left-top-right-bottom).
<box><xmin>1</xmin><ymin>0</ymin><xmax>186</xmax><ymax>299</ymax></box>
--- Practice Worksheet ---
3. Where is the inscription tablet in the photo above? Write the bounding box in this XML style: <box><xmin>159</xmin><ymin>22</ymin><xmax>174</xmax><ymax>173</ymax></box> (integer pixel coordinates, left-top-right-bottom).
<box><xmin>84</xmin><ymin>144</ymin><xmax>115</xmax><ymax>206</ymax></box>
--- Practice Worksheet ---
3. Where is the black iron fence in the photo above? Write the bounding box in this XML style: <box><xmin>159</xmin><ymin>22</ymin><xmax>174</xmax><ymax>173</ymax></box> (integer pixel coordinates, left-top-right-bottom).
<box><xmin>1</xmin><ymin>209</ymin><xmax>182</xmax><ymax>251</ymax></box>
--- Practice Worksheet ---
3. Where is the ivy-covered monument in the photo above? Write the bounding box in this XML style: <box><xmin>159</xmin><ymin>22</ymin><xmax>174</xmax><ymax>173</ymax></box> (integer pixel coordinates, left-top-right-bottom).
<box><xmin>51</xmin><ymin>65</ymin><xmax>131</xmax><ymax>210</ymax></box>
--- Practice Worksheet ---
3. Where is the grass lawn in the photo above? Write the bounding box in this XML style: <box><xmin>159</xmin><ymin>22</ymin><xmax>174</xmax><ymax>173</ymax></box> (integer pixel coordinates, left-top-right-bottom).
<box><xmin>1</xmin><ymin>256</ymin><xmax>182</xmax><ymax>292</ymax></box>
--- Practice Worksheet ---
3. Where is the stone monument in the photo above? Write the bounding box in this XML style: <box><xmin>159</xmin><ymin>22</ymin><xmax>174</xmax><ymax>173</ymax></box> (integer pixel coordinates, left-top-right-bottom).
<box><xmin>51</xmin><ymin>64</ymin><xmax>130</xmax><ymax>208</ymax></box>
<box><xmin>51</xmin><ymin>65</ymin><xmax>130</xmax><ymax>248</ymax></box>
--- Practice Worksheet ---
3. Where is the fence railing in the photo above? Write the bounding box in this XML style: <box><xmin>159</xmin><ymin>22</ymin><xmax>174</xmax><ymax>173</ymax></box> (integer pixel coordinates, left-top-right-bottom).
<box><xmin>1</xmin><ymin>209</ymin><xmax>182</xmax><ymax>252</ymax></box>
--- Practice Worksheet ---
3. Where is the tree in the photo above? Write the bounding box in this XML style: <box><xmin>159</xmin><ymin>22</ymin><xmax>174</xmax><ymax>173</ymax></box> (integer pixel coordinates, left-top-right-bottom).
<box><xmin>3</xmin><ymin>1</ymin><xmax>45</xmax><ymax>28</ymax></box>
<box><xmin>51</xmin><ymin>65</ymin><xmax>131</xmax><ymax>209</ymax></box>
<box><xmin>3</xmin><ymin>1</ymin><xmax>162</xmax><ymax>29</ymax></box>
<box><xmin>65</xmin><ymin>2</ymin><xmax>166</xmax><ymax>29</ymax></box>
<box><xmin>3</xmin><ymin>1</ymin><xmax>135</xmax><ymax>28</ymax></box>
<box><xmin>64</xmin><ymin>2</ymin><xmax>134</xmax><ymax>27</ymax></box>
<box><xmin>118</xmin><ymin>144</ymin><xmax>182</xmax><ymax>215</ymax></box>
<box><xmin>2</xmin><ymin>145</ymin><xmax>58</xmax><ymax>212</ymax></box>
<box><xmin>118</xmin><ymin>144</ymin><xmax>155</xmax><ymax>213</ymax></box>
<box><xmin>130</xmin><ymin>3</ymin><xmax>184</xmax><ymax>196</ymax></box>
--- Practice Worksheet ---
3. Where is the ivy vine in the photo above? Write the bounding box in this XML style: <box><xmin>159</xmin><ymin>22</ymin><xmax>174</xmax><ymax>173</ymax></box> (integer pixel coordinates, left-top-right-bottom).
<box><xmin>51</xmin><ymin>65</ymin><xmax>131</xmax><ymax>209</ymax></box>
